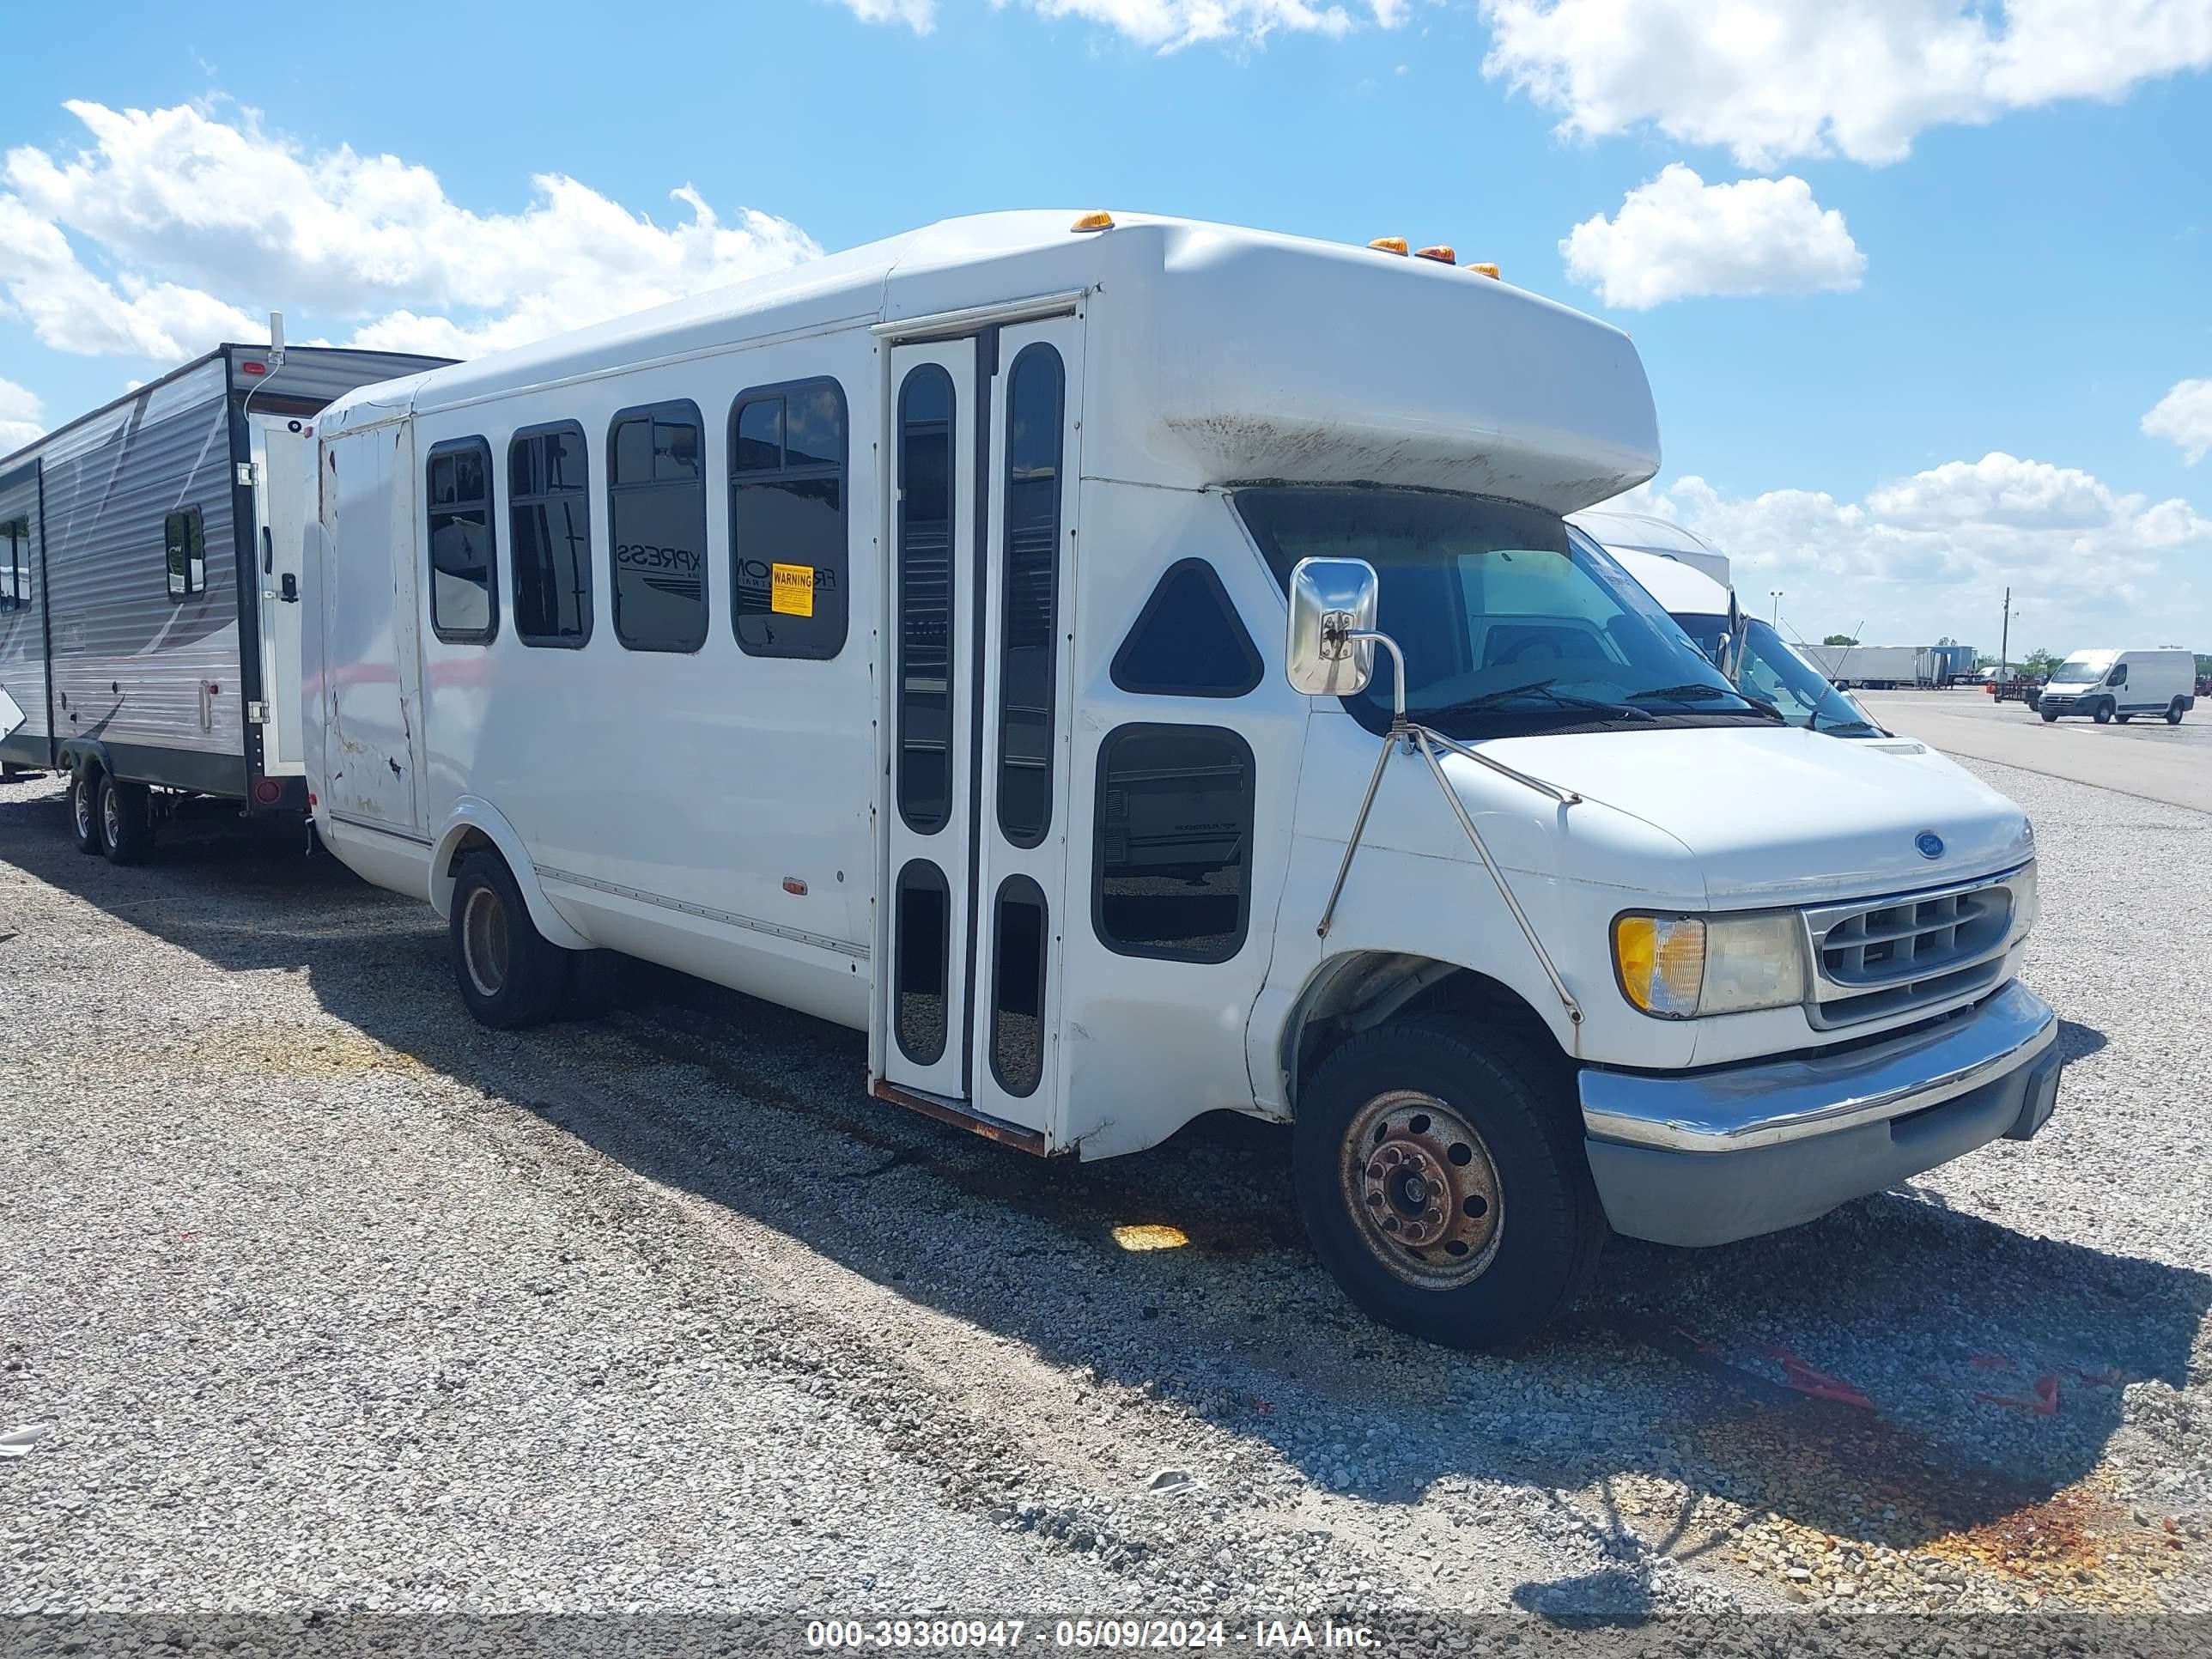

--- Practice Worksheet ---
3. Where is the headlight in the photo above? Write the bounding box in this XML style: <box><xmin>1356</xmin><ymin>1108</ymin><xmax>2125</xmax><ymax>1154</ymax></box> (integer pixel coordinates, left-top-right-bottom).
<box><xmin>1613</xmin><ymin>912</ymin><xmax>1808</xmax><ymax>1019</ymax></box>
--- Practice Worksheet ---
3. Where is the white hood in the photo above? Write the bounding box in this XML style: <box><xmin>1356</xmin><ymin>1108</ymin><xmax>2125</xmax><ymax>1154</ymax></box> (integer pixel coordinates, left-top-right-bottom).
<box><xmin>1471</xmin><ymin>725</ymin><xmax>2033</xmax><ymax>906</ymax></box>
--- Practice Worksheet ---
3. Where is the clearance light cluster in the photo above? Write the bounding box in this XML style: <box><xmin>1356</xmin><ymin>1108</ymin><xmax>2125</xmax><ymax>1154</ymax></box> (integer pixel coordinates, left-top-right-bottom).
<box><xmin>1367</xmin><ymin>238</ymin><xmax>1500</xmax><ymax>277</ymax></box>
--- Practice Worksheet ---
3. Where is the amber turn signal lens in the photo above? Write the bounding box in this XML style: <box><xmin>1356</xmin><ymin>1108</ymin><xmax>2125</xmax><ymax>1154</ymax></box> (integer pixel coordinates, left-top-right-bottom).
<box><xmin>1415</xmin><ymin>245</ymin><xmax>1456</xmax><ymax>264</ymax></box>
<box><xmin>1071</xmin><ymin>210</ymin><xmax>1115</xmax><ymax>233</ymax></box>
<box><xmin>1468</xmin><ymin>262</ymin><xmax>1501</xmax><ymax>279</ymax></box>
<box><xmin>1367</xmin><ymin>236</ymin><xmax>1409</xmax><ymax>255</ymax></box>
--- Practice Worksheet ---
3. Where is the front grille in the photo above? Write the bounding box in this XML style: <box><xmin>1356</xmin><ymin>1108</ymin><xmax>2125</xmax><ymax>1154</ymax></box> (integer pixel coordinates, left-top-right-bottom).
<box><xmin>1802</xmin><ymin>867</ymin><xmax>2024</xmax><ymax>1028</ymax></box>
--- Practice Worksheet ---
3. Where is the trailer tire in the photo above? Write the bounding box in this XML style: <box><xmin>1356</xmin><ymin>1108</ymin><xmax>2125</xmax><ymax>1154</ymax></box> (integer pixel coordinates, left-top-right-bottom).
<box><xmin>68</xmin><ymin>770</ymin><xmax>105</xmax><ymax>854</ymax></box>
<box><xmin>450</xmin><ymin>850</ymin><xmax>569</xmax><ymax>1030</ymax></box>
<box><xmin>2168</xmin><ymin>700</ymin><xmax>2186</xmax><ymax>726</ymax></box>
<box><xmin>98</xmin><ymin>776</ymin><xmax>154</xmax><ymax>866</ymax></box>
<box><xmin>1292</xmin><ymin>1018</ymin><xmax>1606</xmax><ymax>1350</ymax></box>
<box><xmin>2094</xmin><ymin>700</ymin><xmax>2114</xmax><ymax>725</ymax></box>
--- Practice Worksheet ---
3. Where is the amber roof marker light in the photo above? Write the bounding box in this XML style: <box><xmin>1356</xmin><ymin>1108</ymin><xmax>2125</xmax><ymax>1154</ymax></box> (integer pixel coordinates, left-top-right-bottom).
<box><xmin>1415</xmin><ymin>245</ymin><xmax>1456</xmax><ymax>264</ymax></box>
<box><xmin>1071</xmin><ymin>210</ymin><xmax>1115</xmax><ymax>233</ymax></box>
<box><xmin>1367</xmin><ymin>236</ymin><xmax>1409</xmax><ymax>255</ymax></box>
<box><xmin>1468</xmin><ymin>262</ymin><xmax>1502</xmax><ymax>279</ymax></box>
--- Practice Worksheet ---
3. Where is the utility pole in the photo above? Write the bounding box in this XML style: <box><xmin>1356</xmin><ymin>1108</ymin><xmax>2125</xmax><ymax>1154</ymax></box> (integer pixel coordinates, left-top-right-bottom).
<box><xmin>1999</xmin><ymin>586</ymin><xmax>2011</xmax><ymax>679</ymax></box>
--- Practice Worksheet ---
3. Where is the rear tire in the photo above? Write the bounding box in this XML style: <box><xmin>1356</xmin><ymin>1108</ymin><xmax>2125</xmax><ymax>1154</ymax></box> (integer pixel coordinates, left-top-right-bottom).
<box><xmin>1292</xmin><ymin>1018</ymin><xmax>1606</xmax><ymax>1350</ymax></box>
<box><xmin>449</xmin><ymin>851</ymin><xmax>568</xmax><ymax>1030</ymax></box>
<box><xmin>2168</xmin><ymin>700</ymin><xmax>2185</xmax><ymax>726</ymax></box>
<box><xmin>98</xmin><ymin>775</ymin><xmax>154</xmax><ymax>865</ymax></box>
<box><xmin>2094</xmin><ymin>700</ymin><xmax>2114</xmax><ymax>725</ymax></box>
<box><xmin>68</xmin><ymin>771</ymin><xmax>104</xmax><ymax>854</ymax></box>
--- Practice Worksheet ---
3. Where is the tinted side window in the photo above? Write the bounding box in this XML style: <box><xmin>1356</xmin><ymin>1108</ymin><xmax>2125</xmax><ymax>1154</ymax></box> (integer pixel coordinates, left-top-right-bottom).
<box><xmin>426</xmin><ymin>441</ymin><xmax>495</xmax><ymax>641</ymax></box>
<box><xmin>1</xmin><ymin>518</ymin><xmax>27</xmax><ymax>611</ymax></box>
<box><xmin>990</xmin><ymin>876</ymin><xmax>1048</xmax><ymax>1097</ymax></box>
<box><xmin>607</xmin><ymin>402</ymin><xmax>707</xmax><ymax>653</ymax></box>
<box><xmin>1109</xmin><ymin>559</ymin><xmax>1262</xmax><ymax>697</ymax></box>
<box><xmin>895</xmin><ymin>860</ymin><xmax>951</xmax><ymax>1065</ymax></box>
<box><xmin>1093</xmin><ymin>724</ymin><xmax>1254</xmax><ymax>964</ymax></box>
<box><xmin>999</xmin><ymin>344</ymin><xmax>1064</xmax><ymax>848</ymax></box>
<box><xmin>896</xmin><ymin>366</ymin><xmax>956</xmax><ymax>833</ymax></box>
<box><xmin>164</xmin><ymin>507</ymin><xmax>207</xmax><ymax>602</ymax></box>
<box><xmin>509</xmin><ymin>423</ymin><xmax>592</xmax><ymax>647</ymax></box>
<box><xmin>731</xmin><ymin>380</ymin><xmax>848</xmax><ymax>659</ymax></box>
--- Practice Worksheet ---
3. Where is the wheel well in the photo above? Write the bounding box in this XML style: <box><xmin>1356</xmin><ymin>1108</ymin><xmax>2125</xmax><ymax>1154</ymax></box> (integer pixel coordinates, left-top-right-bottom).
<box><xmin>1281</xmin><ymin>953</ymin><xmax>1566</xmax><ymax>1114</ymax></box>
<box><xmin>445</xmin><ymin>826</ymin><xmax>496</xmax><ymax>878</ymax></box>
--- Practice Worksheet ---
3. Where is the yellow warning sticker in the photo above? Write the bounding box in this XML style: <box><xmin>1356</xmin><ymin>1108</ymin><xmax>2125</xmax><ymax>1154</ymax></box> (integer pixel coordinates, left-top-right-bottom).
<box><xmin>771</xmin><ymin>562</ymin><xmax>815</xmax><ymax>617</ymax></box>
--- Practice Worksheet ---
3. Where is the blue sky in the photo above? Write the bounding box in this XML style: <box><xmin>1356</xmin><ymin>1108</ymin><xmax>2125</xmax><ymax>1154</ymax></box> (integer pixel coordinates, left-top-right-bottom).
<box><xmin>3</xmin><ymin>0</ymin><xmax>2208</xmax><ymax>654</ymax></box>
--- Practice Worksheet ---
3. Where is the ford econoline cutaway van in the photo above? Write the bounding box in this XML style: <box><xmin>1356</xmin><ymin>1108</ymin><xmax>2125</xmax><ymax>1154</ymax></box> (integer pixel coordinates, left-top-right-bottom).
<box><xmin>302</xmin><ymin>212</ymin><xmax>2064</xmax><ymax>1346</ymax></box>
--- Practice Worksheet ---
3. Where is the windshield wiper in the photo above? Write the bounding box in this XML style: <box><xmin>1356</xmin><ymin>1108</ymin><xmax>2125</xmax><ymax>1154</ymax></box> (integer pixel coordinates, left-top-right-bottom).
<box><xmin>1628</xmin><ymin>683</ymin><xmax>1784</xmax><ymax>722</ymax></box>
<box><xmin>1426</xmin><ymin>678</ymin><xmax>1655</xmax><ymax>723</ymax></box>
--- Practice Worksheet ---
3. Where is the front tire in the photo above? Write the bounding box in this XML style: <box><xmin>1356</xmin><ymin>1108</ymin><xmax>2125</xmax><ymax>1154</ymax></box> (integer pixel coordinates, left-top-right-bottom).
<box><xmin>2040</xmin><ymin>708</ymin><xmax>2057</xmax><ymax>722</ymax></box>
<box><xmin>1292</xmin><ymin>1018</ymin><xmax>1606</xmax><ymax>1349</ymax></box>
<box><xmin>2094</xmin><ymin>700</ymin><xmax>2114</xmax><ymax>725</ymax></box>
<box><xmin>68</xmin><ymin>771</ymin><xmax>105</xmax><ymax>854</ymax></box>
<box><xmin>449</xmin><ymin>851</ymin><xmax>569</xmax><ymax>1029</ymax></box>
<box><xmin>98</xmin><ymin>775</ymin><xmax>154</xmax><ymax>865</ymax></box>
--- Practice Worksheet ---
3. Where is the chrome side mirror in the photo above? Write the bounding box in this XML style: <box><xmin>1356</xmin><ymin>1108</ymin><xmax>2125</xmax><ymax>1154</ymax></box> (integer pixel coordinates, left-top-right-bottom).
<box><xmin>1285</xmin><ymin>556</ymin><xmax>1380</xmax><ymax>696</ymax></box>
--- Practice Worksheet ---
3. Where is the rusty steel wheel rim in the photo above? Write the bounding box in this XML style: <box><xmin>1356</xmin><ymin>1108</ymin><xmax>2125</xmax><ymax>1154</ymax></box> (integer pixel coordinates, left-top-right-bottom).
<box><xmin>462</xmin><ymin>885</ymin><xmax>510</xmax><ymax>999</ymax></box>
<box><xmin>1340</xmin><ymin>1089</ymin><xmax>1504</xmax><ymax>1288</ymax></box>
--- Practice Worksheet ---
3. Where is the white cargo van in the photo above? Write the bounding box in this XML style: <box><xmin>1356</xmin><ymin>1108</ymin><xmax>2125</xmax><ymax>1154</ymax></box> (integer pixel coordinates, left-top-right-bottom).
<box><xmin>2035</xmin><ymin>648</ymin><xmax>2196</xmax><ymax>724</ymax></box>
<box><xmin>303</xmin><ymin>212</ymin><xmax>2063</xmax><ymax>1346</ymax></box>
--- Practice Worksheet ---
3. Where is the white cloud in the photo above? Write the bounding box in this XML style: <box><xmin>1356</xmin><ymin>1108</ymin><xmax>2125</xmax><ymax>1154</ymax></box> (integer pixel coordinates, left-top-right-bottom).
<box><xmin>2143</xmin><ymin>378</ymin><xmax>2212</xmax><ymax>465</ymax></box>
<box><xmin>0</xmin><ymin>376</ymin><xmax>43</xmax><ymax>452</ymax></box>
<box><xmin>1560</xmin><ymin>164</ymin><xmax>1864</xmax><ymax>308</ymax></box>
<box><xmin>844</xmin><ymin>0</ymin><xmax>1404</xmax><ymax>47</ymax></box>
<box><xmin>1480</xmin><ymin>0</ymin><xmax>2212</xmax><ymax>168</ymax></box>
<box><xmin>1601</xmin><ymin>451</ymin><xmax>2211</xmax><ymax>643</ymax></box>
<box><xmin>840</xmin><ymin>0</ymin><xmax>939</xmax><ymax>29</ymax></box>
<box><xmin>0</xmin><ymin>100</ymin><xmax>818</xmax><ymax>364</ymax></box>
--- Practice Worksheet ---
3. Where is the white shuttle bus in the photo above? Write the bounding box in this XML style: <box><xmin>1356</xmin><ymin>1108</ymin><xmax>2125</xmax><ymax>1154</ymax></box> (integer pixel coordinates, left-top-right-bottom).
<box><xmin>304</xmin><ymin>212</ymin><xmax>2063</xmax><ymax>1346</ymax></box>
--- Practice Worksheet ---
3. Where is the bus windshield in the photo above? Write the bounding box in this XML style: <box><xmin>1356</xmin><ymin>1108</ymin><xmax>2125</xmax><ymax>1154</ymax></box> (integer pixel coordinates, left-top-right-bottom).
<box><xmin>1237</xmin><ymin>486</ymin><xmax>1778</xmax><ymax>739</ymax></box>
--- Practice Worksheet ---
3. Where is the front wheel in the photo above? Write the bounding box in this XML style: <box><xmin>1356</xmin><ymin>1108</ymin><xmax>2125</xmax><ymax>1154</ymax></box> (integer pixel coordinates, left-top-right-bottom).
<box><xmin>1292</xmin><ymin>1019</ymin><xmax>1606</xmax><ymax>1349</ymax></box>
<box><xmin>2040</xmin><ymin>708</ymin><xmax>2057</xmax><ymax>722</ymax></box>
<box><xmin>2094</xmin><ymin>700</ymin><xmax>2114</xmax><ymax>725</ymax></box>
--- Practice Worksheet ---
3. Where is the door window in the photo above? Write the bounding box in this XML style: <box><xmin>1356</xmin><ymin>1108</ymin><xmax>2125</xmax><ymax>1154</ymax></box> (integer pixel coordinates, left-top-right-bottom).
<box><xmin>896</xmin><ymin>367</ymin><xmax>957</xmax><ymax>833</ymax></box>
<box><xmin>894</xmin><ymin>860</ymin><xmax>951</xmax><ymax>1065</ymax></box>
<box><xmin>997</xmin><ymin>344</ymin><xmax>1064</xmax><ymax>848</ymax></box>
<box><xmin>990</xmin><ymin>877</ymin><xmax>1048</xmax><ymax>1097</ymax></box>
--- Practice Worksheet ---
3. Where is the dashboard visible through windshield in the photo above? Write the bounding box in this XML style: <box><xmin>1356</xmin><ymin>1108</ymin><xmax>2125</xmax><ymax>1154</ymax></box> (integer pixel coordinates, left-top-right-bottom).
<box><xmin>1236</xmin><ymin>486</ymin><xmax>1778</xmax><ymax>739</ymax></box>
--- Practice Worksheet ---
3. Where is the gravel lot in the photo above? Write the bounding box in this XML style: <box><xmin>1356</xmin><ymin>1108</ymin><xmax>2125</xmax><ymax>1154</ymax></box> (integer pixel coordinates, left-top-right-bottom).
<box><xmin>2</xmin><ymin>753</ymin><xmax>2207</xmax><ymax>1633</ymax></box>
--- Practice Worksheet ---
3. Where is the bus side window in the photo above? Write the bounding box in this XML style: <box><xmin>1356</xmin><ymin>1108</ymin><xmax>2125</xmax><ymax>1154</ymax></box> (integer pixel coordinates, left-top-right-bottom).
<box><xmin>730</xmin><ymin>379</ymin><xmax>848</xmax><ymax>660</ymax></box>
<box><xmin>425</xmin><ymin>440</ymin><xmax>497</xmax><ymax>641</ymax></box>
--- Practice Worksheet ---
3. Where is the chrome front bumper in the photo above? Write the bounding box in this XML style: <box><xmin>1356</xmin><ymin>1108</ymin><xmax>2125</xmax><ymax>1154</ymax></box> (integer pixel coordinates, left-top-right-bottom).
<box><xmin>1577</xmin><ymin>981</ymin><xmax>2062</xmax><ymax>1247</ymax></box>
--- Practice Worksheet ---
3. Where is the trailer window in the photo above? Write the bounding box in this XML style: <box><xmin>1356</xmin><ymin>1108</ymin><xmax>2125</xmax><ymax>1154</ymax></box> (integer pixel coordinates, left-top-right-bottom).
<box><xmin>1110</xmin><ymin>559</ymin><xmax>1262</xmax><ymax>698</ymax></box>
<box><xmin>163</xmin><ymin>507</ymin><xmax>207</xmax><ymax>603</ymax></box>
<box><xmin>998</xmin><ymin>344</ymin><xmax>1064</xmax><ymax>848</ymax></box>
<box><xmin>730</xmin><ymin>379</ymin><xmax>848</xmax><ymax>660</ymax></box>
<box><xmin>1092</xmin><ymin>723</ymin><xmax>1254</xmax><ymax>964</ymax></box>
<box><xmin>0</xmin><ymin>518</ymin><xmax>26</xmax><ymax>611</ymax></box>
<box><xmin>425</xmin><ymin>441</ymin><xmax>496</xmax><ymax>641</ymax></box>
<box><xmin>896</xmin><ymin>366</ymin><xmax>957</xmax><ymax>834</ymax></box>
<box><xmin>895</xmin><ymin>860</ymin><xmax>951</xmax><ymax>1066</ymax></box>
<box><xmin>990</xmin><ymin>876</ymin><xmax>1048</xmax><ymax>1097</ymax></box>
<box><xmin>509</xmin><ymin>423</ymin><xmax>592</xmax><ymax>647</ymax></box>
<box><xmin>608</xmin><ymin>402</ymin><xmax>707</xmax><ymax>653</ymax></box>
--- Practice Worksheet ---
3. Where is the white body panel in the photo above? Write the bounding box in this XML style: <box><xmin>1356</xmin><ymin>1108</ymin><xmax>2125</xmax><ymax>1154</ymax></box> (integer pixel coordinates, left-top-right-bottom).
<box><xmin>304</xmin><ymin>211</ymin><xmax>2038</xmax><ymax>1168</ymax></box>
<box><xmin>2040</xmin><ymin>647</ymin><xmax>2196</xmax><ymax>716</ymax></box>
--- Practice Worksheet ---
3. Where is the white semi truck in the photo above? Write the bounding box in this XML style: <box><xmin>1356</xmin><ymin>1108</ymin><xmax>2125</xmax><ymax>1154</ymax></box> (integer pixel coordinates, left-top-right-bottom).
<box><xmin>301</xmin><ymin>211</ymin><xmax>2063</xmax><ymax>1346</ymax></box>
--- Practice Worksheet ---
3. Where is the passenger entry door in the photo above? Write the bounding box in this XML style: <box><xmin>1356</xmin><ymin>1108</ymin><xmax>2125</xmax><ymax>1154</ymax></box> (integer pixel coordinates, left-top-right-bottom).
<box><xmin>878</xmin><ymin>315</ymin><xmax>1083</xmax><ymax>1146</ymax></box>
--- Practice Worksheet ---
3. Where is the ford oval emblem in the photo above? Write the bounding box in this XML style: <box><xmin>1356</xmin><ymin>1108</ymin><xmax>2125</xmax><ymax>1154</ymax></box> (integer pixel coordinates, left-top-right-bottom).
<box><xmin>1915</xmin><ymin>831</ymin><xmax>1945</xmax><ymax>860</ymax></box>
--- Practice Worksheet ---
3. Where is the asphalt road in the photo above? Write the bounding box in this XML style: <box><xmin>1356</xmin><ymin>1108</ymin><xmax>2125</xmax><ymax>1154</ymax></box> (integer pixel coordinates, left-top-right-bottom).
<box><xmin>1862</xmin><ymin>690</ymin><xmax>2212</xmax><ymax>813</ymax></box>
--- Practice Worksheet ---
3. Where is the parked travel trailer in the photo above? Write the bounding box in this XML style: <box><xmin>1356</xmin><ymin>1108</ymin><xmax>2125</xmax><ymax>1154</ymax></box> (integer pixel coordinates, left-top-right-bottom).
<box><xmin>304</xmin><ymin>211</ymin><xmax>2062</xmax><ymax>1346</ymax></box>
<box><xmin>2035</xmin><ymin>648</ymin><xmax>2197</xmax><ymax>724</ymax></box>
<box><xmin>0</xmin><ymin>341</ymin><xmax>449</xmax><ymax>860</ymax></box>
<box><xmin>1580</xmin><ymin>527</ymin><xmax>1884</xmax><ymax>738</ymax></box>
